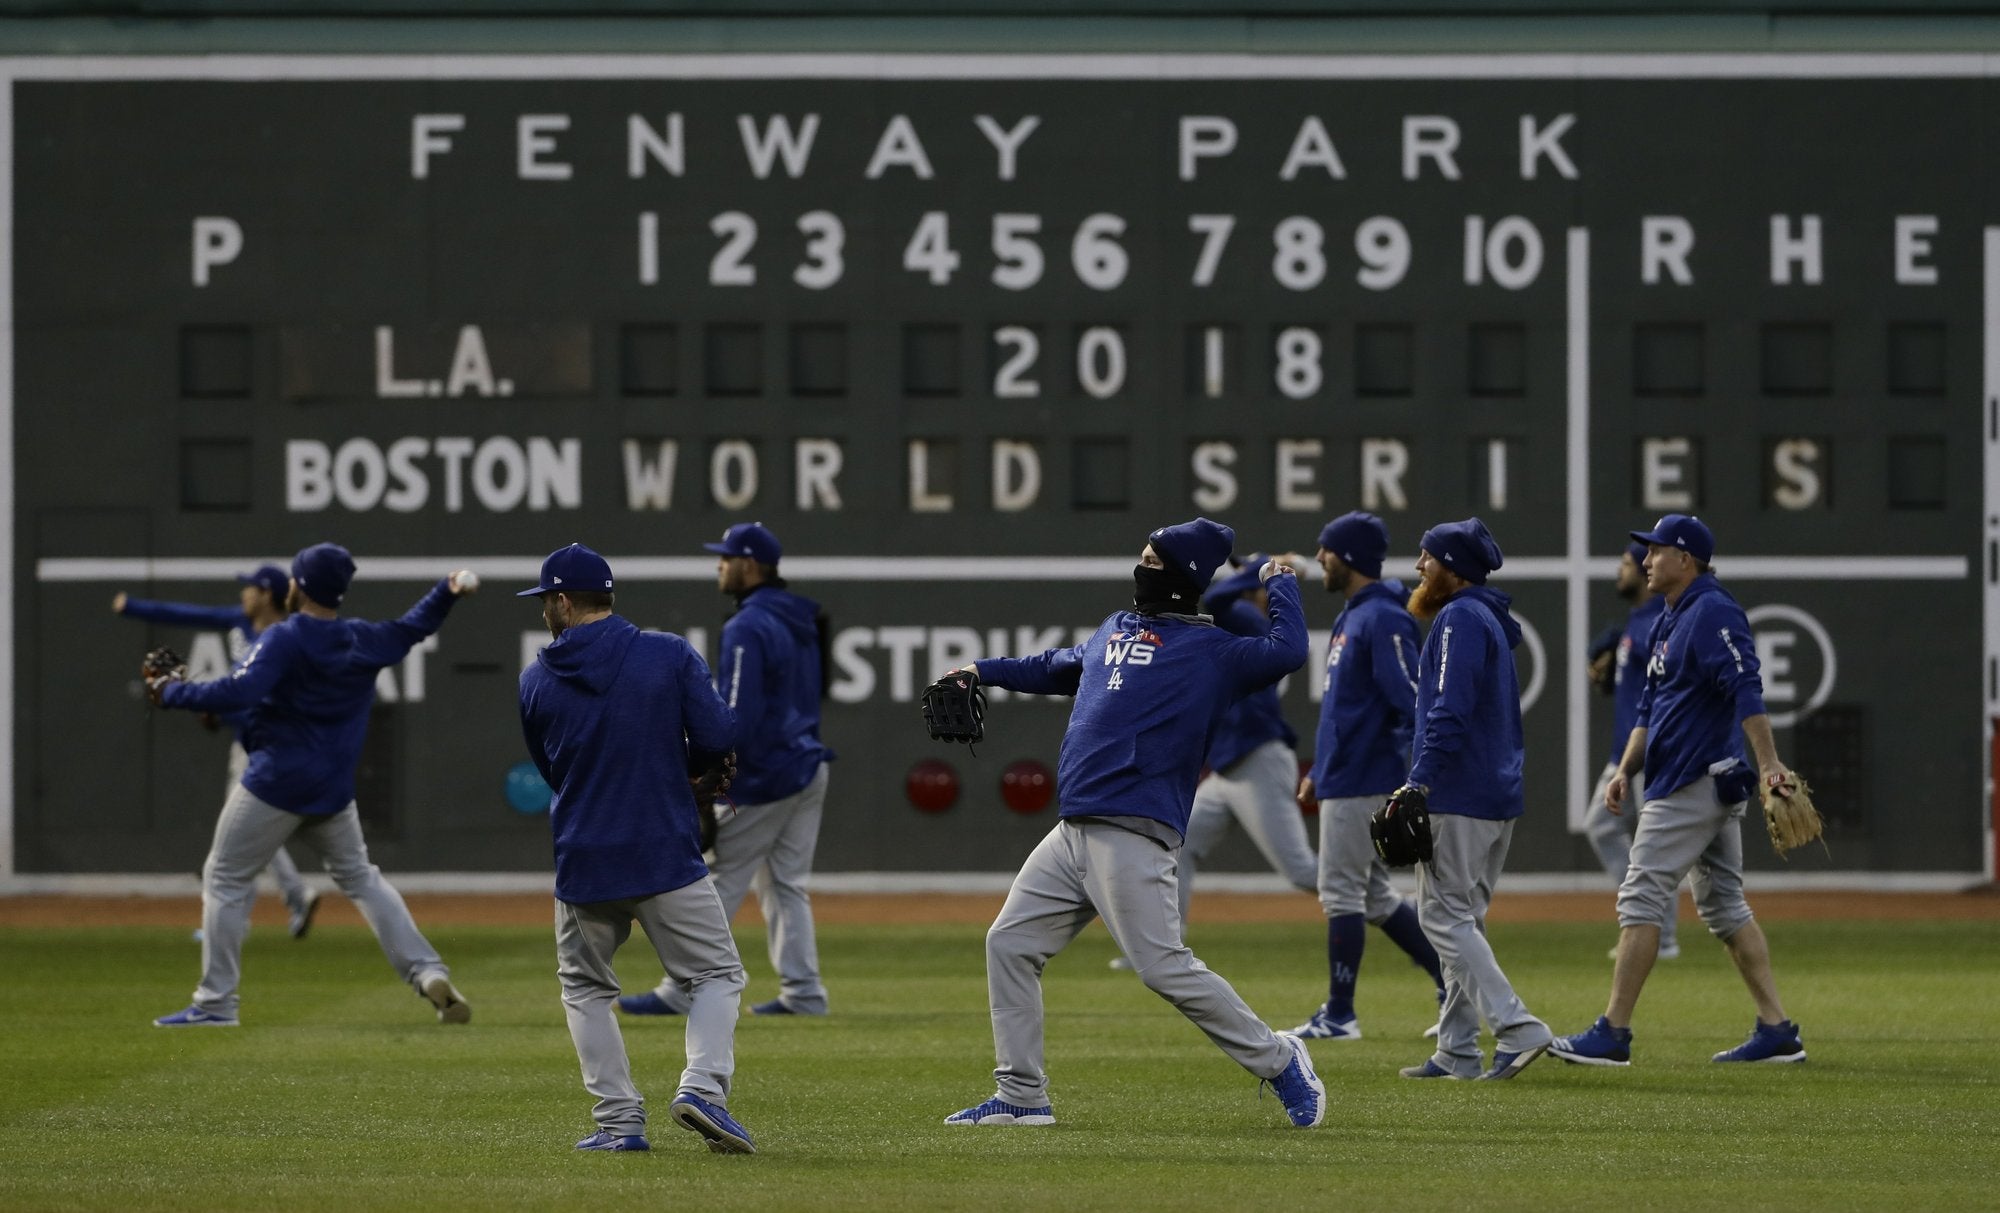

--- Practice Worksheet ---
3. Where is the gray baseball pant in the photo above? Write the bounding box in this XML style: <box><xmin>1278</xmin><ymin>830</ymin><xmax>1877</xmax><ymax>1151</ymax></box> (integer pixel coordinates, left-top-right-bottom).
<box><xmin>983</xmin><ymin>818</ymin><xmax>1295</xmax><ymax>1108</ymax></box>
<box><xmin>1178</xmin><ymin>740</ymin><xmax>1317</xmax><ymax>923</ymax></box>
<box><xmin>557</xmin><ymin>881</ymin><xmax>746</xmax><ymax>1136</ymax></box>
<box><xmin>1316</xmin><ymin>794</ymin><xmax>1409</xmax><ymax>921</ymax></box>
<box><xmin>651</xmin><ymin>762</ymin><xmax>829</xmax><ymax>1014</ymax></box>
<box><xmin>1418</xmin><ymin>814</ymin><xmax>1551</xmax><ymax>1077</ymax></box>
<box><xmin>1581</xmin><ymin>764</ymin><xmax>1679</xmax><ymax>949</ymax></box>
<box><xmin>226</xmin><ymin>743</ymin><xmax>311</xmax><ymax>913</ymax></box>
<box><xmin>1617</xmin><ymin>775</ymin><xmax>1755</xmax><ymax>940</ymax></box>
<box><xmin>193</xmin><ymin>784</ymin><xmax>449</xmax><ymax>1018</ymax></box>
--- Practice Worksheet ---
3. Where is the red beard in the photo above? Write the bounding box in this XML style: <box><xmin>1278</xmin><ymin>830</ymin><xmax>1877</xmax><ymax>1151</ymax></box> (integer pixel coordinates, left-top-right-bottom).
<box><xmin>1406</xmin><ymin>571</ymin><xmax>1457</xmax><ymax>621</ymax></box>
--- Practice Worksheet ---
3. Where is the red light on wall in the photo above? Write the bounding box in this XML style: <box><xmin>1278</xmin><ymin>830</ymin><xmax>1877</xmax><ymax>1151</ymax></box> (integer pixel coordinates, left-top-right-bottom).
<box><xmin>906</xmin><ymin>759</ymin><xmax>959</xmax><ymax>813</ymax></box>
<box><xmin>1000</xmin><ymin>759</ymin><xmax>1054</xmax><ymax>814</ymax></box>
<box><xmin>1296</xmin><ymin>758</ymin><xmax>1318</xmax><ymax>815</ymax></box>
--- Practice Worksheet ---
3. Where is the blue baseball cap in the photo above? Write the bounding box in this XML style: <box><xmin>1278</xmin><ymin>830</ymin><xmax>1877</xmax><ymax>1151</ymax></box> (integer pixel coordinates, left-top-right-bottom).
<box><xmin>1148</xmin><ymin>517</ymin><xmax>1234</xmax><ymax>593</ymax></box>
<box><xmin>236</xmin><ymin>565</ymin><xmax>288</xmax><ymax>598</ymax></box>
<box><xmin>291</xmin><ymin>543</ymin><xmax>356</xmax><ymax>608</ymax></box>
<box><xmin>1419</xmin><ymin>518</ymin><xmax>1505</xmax><ymax>585</ymax></box>
<box><xmin>1625</xmin><ymin>540</ymin><xmax>1650</xmax><ymax>568</ymax></box>
<box><xmin>1206</xmin><ymin>552</ymin><xmax>1271</xmax><ymax>602</ymax></box>
<box><xmin>702</xmin><ymin>522</ymin><xmax>782</xmax><ymax>566</ymax></box>
<box><xmin>1629</xmin><ymin>514</ymin><xmax>1715</xmax><ymax>564</ymax></box>
<box><xmin>517</xmin><ymin>543</ymin><xmax>615</xmax><ymax>598</ymax></box>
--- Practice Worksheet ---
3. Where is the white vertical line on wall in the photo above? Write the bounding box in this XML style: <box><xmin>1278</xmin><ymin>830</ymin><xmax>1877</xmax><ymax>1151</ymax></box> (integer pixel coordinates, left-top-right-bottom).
<box><xmin>1982</xmin><ymin>228</ymin><xmax>2000</xmax><ymax>882</ymax></box>
<box><xmin>1</xmin><ymin>71</ymin><xmax>16</xmax><ymax>878</ymax></box>
<box><xmin>1567</xmin><ymin>228</ymin><xmax>1591</xmax><ymax>834</ymax></box>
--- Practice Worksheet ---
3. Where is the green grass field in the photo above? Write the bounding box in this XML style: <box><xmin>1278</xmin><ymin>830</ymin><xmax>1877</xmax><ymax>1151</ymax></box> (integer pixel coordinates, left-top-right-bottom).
<box><xmin>2</xmin><ymin>915</ymin><xmax>1996</xmax><ymax>1212</ymax></box>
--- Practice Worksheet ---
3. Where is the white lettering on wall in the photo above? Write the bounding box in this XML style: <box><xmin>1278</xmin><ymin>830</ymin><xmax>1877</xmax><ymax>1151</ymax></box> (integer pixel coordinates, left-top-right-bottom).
<box><xmin>191</xmin><ymin>217</ymin><xmax>242</xmax><ymax>287</ymax></box>
<box><xmin>1642</xmin><ymin>437</ymin><xmax>1697</xmax><ymax>509</ymax></box>
<box><xmin>285</xmin><ymin>437</ymin><xmax>581</xmax><ymax>513</ymax></box>
<box><xmin>1770</xmin><ymin>214</ymin><xmax>1824</xmax><ymax>285</ymax></box>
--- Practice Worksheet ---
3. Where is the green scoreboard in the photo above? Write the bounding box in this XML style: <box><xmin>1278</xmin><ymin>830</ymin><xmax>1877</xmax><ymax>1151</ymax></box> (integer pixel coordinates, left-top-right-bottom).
<box><xmin>6</xmin><ymin>55</ymin><xmax>1988</xmax><ymax>881</ymax></box>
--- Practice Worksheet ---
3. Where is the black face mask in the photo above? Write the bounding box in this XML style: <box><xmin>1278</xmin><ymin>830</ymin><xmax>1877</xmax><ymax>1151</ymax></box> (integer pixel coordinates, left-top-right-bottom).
<box><xmin>1133</xmin><ymin>563</ymin><xmax>1199</xmax><ymax>614</ymax></box>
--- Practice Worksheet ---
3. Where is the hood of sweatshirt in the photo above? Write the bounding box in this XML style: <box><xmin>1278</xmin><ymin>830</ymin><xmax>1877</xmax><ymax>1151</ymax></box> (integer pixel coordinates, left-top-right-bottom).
<box><xmin>536</xmin><ymin>614</ymin><xmax>638</xmax><ymax>695</ymax></box>
<box><xmin>1456</xmin><ymin>584</ymin><xmax>1524</xmax><ymax>650</ymax></box>
<box><xmin>738</xmin><ymin>583</ymin><xmax>822</xmax><ymax>644</ymax></box>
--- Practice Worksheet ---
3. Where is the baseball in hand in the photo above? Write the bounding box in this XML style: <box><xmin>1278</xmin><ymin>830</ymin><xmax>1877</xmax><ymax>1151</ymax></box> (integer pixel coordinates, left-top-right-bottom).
<box><xmin>451</xmin><ymin>570</ymin><xmax>480</xmax><ymax>595</ymax></box>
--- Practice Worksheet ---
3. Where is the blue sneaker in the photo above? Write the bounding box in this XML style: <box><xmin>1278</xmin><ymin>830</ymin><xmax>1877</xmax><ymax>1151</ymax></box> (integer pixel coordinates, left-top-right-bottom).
<box><xmin>670</xmin><ymin>1092</ymin><xmax>756</xmax><ymax>1153</ymax></box>
<box><xmin>1398</xmin><ymin>1059</ymin><xmax>1468</xmax><ymax>1080</ymax></box>
<box><xmin>943</xmin><ymin>1097</ymin><xmax>1056</xmax><ymax>1127</ymax></box>
<box><xmin>1550</xmin><ymin>1016</ymin><xmax>1633</xmax><ymax>1067</ymax></box>
<box><xmin>617</xmin><ymin>992</ymin><xmax>684</xmax><ymax>1017</ymax></box>
<box><xmin>749</xmin><ymin>998</ymin><xmax>825</xmax><ymax>1016</ymax></box>
<box><xmin>1289</xmin><ymin>1004</ymin><xmax>1361</xmax><ymax>1041</ymax></box>
<box><xmin>1264</xmin><ymin>1032</ymin><xmax>1326</xmax><ymax>1128</ymax></box>
<box><xmin>1480</xmin><ymin>1041</ymin><xmax>1551</xmax><ymax>1081</ymax></box>
<box><xmin>575</xmin><ymin>1130</ymin><xmax>649</xmax><ymax>1152</ymax></box>
<box><xmin>153</xmin><ymin>1005</ymin><xmax>238</xmax><ymax>1028</ymax></box>
<box><xmin>1713</xmin><ymin>1020</ymin><xmax>1807</xmax><ymax>1064</ymax></box>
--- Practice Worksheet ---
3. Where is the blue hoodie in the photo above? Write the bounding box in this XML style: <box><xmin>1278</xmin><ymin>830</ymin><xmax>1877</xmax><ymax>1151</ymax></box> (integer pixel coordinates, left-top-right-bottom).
<box><xmin>1408</xmin><ymin>585</ymin><xmax>1526</xmax><ymax>821</ymax></box>
<box><xmin>973</xmin><ymin>574</ymin><xmax>1308</xmax><ymax>838</ymax></box>
<box><xmin>1610</xmin><ymin>594</ymin><xmax>1667</xmax><ymax>765</ymax></box>
<box><xmin>520</xmin><ymin>615</ymin><xmax>736</xmax><ymax>905</ymax></box>
<box><xmin>1311</xmin><ymin>579</ymin><xmax>1420</xmax><ymax>799</ymax></box>
<box><xmin>160</xmin><ymin>581</ymin><xmax>458</xmax><ymax>816</ymax></box>
<box><xmin>1633</xmin><ymin>574</ymin><xmax>1766</xmax><ymax>800</ymax></box>
<box><xmin>716</xmin><ymin>584</ymin><xmax>834</xmax><ymax>805</ymax></box>
<box><xmin>119</xmin><ymin>597</ymin><xmax>270</xmax><ymax>743</ymax></box>
<box><xmin>1202</xmin><ymin>595</ymin><xmax>1298</xmax><ymax>772</ymax></box>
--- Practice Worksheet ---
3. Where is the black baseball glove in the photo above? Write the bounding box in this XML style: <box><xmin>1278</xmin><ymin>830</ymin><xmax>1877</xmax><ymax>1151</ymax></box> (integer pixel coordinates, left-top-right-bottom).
<box><xmin>1370</xmin><ymin>784</ymin><xmax>1434</xmax><ymax>867</ymax></box>
<box><xmin>921</xmin><ymin>669</ymin><xmax>986</xmax><ymax>751</ymax></box>
<box><xmin>689</xmin><ymin>750</ymin><xmax>736</xmax><ymax>854</ymax></box>
<box><xmin>141</xmin><ymin>646</ymin><xmax>186</xmax><ymax>706</ymax></box>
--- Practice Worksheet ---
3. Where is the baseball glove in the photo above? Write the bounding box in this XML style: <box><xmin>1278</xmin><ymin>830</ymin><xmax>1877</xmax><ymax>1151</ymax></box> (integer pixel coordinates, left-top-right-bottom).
<box><xmin>140</xmin><ymin>646</ymin><xmax>186</xmax><ymax>706</ymax></box>
<box><xmin>921</xmin><ymin>670</ymin><xmax>986</xmax><ymax>751</ymax></box>
<box><xmin>689</xmin><ymin>751</ymin><xmax>736</xmax><ymax>854</ymax></box>
<box><xmin>1761</xmin><ymin>771</ymin><xmax>1827</xmax><ymax>858</ymax></box>
<box><xmin>1370</xmin><ymin>784</ymin><xmax>1434</xmax><ymax>868</ymax></box>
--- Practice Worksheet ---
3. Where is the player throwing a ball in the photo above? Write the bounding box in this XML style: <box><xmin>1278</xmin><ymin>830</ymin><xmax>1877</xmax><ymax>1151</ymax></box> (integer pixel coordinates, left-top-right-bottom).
<box><xmin>932</xmin><ymin>519</ymin><xmax>1325</xmax><ymax>1130</ymax></box>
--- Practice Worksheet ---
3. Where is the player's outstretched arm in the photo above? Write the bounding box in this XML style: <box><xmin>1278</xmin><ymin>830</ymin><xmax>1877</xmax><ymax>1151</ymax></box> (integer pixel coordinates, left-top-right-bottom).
<box><xmin>971</xmin><ymin>640</ymin><xmax>1086</xmax><ymax>697</ymax></box>
<box><xmin>350</xmin><ymin>578</ymin><xmax>460</xmax><ymax>666</ymax></box>
<box><xmin>158</xmin><ymin>630</ymin><xmax>293</xmax><ymax>715</ymax></box>
<box><xmin>115</xmin><ymin>595</ymin><xmax>247</xmax><ymax>630</ymax></box>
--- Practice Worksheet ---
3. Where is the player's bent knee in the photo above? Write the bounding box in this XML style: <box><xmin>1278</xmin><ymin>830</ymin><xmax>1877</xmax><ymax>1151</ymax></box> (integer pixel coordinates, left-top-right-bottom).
<box><xmin>1699</xmin><ymin>903</ymin><xmax>1754</xmax><ymax>939</ymax></box>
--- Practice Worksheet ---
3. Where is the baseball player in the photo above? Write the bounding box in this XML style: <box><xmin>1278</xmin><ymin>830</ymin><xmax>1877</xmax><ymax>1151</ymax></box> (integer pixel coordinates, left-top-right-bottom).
<box><xmin>941</xmin><ymin>518</ymin><xmax>1325</xmax><ymax>1129</ymax></box>
<box><xmin>146</xmin><ymin>543</ymin><xmax>473</xmax><ymax>1028</ymax></box>
<box><xmin>1580</xmin><ymin>541</ymin><xmax>1677</xmax><ymax>960</ymax></box>
<box><xmin>1167</xmin><ymin>552</ymin><xmax>1316</xmax><ymax>928</ymax></box>
<box><xmin>115</xmin><ymin>566</ymin><xmax>320</xmax><ymax>938</ymax></box>
<box><xmin>620</xmin><ymin>522</ymin><xmax>834</xmax><ymax>1018</ymax></box>
<box><xmin>1552</xmin><ymin>514</ymin><xmax>1808</xmax><ymax>1066</ymax></box>
<box><xmin>1395</xmin><ymin>518</ymin><xmax>1554</xmax><ymax>1082</ymax></box>
<box><xmin>1289</xmin><ymin>513</ymin><xmax>1447</xmax><ymax>1042</ymax></box>
<box><xmin>517</xmin><ymin>543</ymin><xmax>757</xmax><ymax>1154</ymax></box>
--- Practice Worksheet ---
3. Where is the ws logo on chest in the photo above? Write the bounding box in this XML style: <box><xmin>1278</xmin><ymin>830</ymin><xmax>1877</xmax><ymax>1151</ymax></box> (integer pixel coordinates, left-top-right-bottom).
<box><xmin>1103</xmin><ymin>629</ymin><xmax>1163</xmax><ymax>690</ymax></box>
<box><xmin>1104</xmin><ymin>629</ymin><xmax>1164</xmax><ymax>666</ymax></box>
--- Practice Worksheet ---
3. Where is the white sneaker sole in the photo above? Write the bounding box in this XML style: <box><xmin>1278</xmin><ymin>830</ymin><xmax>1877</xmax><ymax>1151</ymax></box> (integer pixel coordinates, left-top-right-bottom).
<box><xmin>421</xmin><ymin>976</ymin><xmax>472</xmax><ymax>1025</ymax></box>
<box><xmin>1715</xmin><ymin>1050</ymin><xmax>1807</xmax><ymax>1064</ymax></box>
<box><xmin>1550</xmin><ymin>1047</ymin><xmax>1630</xmax><ymax>1067</ymax></box>
<box><xmin>945</xmin><ymin>1112</ymin><xmax>1057</xmax><ymax>1126</ymax></box>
